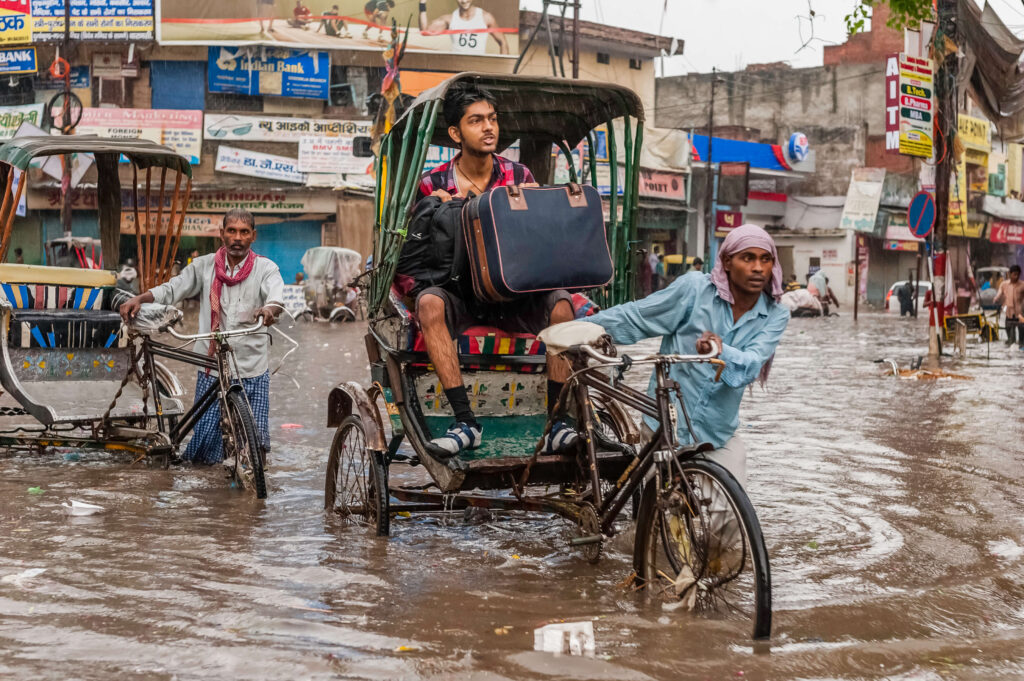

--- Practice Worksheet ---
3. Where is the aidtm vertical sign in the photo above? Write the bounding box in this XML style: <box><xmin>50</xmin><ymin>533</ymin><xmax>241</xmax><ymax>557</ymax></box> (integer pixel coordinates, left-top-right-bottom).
<box><xmin>884</xmin><ymin>53</ymin><xmax>900</xmax><ymax>153</ymax></box>
<box><xmin>0</xmin><ymin>0</ymin><xmax>31</xmax><ymax>46</ymax></box>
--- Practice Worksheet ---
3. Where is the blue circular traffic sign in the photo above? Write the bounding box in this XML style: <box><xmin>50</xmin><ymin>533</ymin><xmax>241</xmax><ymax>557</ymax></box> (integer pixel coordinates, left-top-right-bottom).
<box><xmin>907</xmin><ymin>191</ymin><xmax>935</xmax><ymax>239</ymax></box>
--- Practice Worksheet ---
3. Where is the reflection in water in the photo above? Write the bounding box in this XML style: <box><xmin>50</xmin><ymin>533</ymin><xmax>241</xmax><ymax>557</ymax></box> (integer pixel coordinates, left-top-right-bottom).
<box><xmin>0</xmin><ymin>314</ymin><xmax>1022</xmax><ymax>680</ymax></box>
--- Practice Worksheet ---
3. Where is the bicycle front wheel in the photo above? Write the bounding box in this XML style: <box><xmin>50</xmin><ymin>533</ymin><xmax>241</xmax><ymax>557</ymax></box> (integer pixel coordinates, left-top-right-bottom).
<box><xmin>633</xmin><ymin>458</ymin><xmax>772</xmax><ymax>639</ymax></box>
<box><xmin>223</xmin><ymin>390</ymin><xmax>268</xmax><ymax>499</ymax></box>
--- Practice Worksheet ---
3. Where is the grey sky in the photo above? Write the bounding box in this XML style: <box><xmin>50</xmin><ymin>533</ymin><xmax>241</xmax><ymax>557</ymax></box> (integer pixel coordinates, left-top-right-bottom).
<box><xmin>519</xmin><ymin>0</ymin><xmax>1024</xmax><ymax>76</ymax></box>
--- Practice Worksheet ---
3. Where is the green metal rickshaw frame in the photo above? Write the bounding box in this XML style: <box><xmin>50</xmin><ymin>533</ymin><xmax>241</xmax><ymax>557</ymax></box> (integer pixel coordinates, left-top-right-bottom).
<box><xmin>367</xmin><ymin>71</ymin><xmax>646</xmax><ymax>315</ymax></box>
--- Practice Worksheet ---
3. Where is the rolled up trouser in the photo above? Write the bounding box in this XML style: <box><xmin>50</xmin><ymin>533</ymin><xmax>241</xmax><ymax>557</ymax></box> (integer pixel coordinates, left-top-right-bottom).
<box><xmin>641</xmin><ymin>425</ymin><xmax>747</xmax><ymax>488</ymax></box>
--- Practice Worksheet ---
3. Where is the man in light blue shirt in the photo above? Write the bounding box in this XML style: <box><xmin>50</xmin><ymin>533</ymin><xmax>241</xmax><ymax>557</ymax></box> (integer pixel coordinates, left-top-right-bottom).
<box><xmin>589</xmin><ymin>224</ymin><xmax>789</xmax><ymax>486</ymax></box>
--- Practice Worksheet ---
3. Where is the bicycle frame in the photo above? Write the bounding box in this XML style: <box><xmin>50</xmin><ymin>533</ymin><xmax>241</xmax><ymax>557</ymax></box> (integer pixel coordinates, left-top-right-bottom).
<box><xmin>138</xmin><ymin>332</ymin><xmax>249</xmax><ymax>447</ymax></box>
<box><xmin>563</xmin><ymin>351</ymin><xmax>718</xmax><ymax>537</ymax></box>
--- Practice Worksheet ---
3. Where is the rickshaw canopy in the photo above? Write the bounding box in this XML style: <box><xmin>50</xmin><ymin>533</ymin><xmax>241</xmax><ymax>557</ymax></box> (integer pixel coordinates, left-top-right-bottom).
<box><xmin>392</xmin><ymin>72</ymin><xmax>645</xmax><ymax>151</ymax></box>
<box><xmin>0</xmin><ymin>136</ymin><xmax>193</xmax><ymax>176</ymax></box>
<box><xmin>301</xmin><ymin>247</ymin><xmax>363</xmax><ymax>288</ymax></box>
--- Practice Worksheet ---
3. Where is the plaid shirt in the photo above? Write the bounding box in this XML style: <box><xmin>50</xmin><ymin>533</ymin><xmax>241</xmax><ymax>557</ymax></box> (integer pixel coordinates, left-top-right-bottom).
<box><xmin>418</xmin><ymin>152</ymin><xmax>534</xmax><ymax>197</ymax></box>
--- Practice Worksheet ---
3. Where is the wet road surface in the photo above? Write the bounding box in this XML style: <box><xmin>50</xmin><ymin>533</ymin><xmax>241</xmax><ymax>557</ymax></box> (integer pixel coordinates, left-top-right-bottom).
<box><xmin>1</xmin><ymin>313</ymin><xmax>1023</xmax><ymax>680</ymax></box>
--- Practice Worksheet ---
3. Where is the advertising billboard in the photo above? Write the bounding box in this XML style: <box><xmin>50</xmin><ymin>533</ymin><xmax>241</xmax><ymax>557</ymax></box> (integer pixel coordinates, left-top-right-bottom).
<box><xmin>157</xmin><ymin>0</ymin><xmax>518</xmax><ymax>56</ymax></box>
<box><xmin>32</xmin><ymin>0</ymin><xmax>154</xmax><ymax>41</ymax></box>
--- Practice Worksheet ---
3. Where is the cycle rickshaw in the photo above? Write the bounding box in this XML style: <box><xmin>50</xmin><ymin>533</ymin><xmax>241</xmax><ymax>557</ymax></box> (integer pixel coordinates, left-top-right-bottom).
<box><xmin>0</xmin><ymin>137</ymin><xmax>268</xmax><ymax>498</ymax></box>
<box><xmin>323</xmin><ymin>73</ymin><xmax>772</xmax><ymax>638</ymax></box>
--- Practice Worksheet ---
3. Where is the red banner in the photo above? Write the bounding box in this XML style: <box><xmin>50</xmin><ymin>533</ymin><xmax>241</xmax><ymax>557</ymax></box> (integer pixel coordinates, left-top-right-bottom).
<box><xmin>990</xmin><ymin>219</ymin><xmax>1024</xmax><ymax>244</ymax></box>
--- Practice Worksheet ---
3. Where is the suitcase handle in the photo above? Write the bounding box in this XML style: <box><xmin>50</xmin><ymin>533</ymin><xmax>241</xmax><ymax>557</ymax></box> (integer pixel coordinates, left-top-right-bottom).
<box><xmin>565</xmin><ymin>182</ymin><xmax>586</xmax><ymax>208</ymax></box>
<box><xmin>506</xmin><ymin>184</ymin><xmax>528</xmax><ymax>211</ymax></box>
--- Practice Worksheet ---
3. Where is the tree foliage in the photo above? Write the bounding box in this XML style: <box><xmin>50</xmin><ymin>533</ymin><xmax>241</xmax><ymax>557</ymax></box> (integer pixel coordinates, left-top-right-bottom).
<box><xmin>845</xmin><ymin>0</ymin><xmax>936</xmax><ymax>35</ymax></box>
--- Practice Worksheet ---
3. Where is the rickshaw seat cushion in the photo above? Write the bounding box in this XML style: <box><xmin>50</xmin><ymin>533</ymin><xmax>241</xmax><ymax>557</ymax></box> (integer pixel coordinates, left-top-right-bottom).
<box><xmin>8</xmin><ymin>309</ymin><xmax>124</xmax><ymax>349</ymax></box>
<box><xmin>411</xmin><ymin>325</ymin><xmax>546</xmax><ymax>357</ymax></box>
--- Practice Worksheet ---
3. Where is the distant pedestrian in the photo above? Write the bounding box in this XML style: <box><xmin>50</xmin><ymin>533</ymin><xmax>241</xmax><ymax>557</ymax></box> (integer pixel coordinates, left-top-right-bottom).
<box><xmin>13</xmin><ymin>247</ymin><xmax>23</xmax><ymax>264</ymax></box>
<box><xmin>638</xmin><ymin>248</ymin><xmax>652</xmax><ymax>297</ymax></box>
<box><xmin>689</xmin><ymin>257</ymin><xmax>703</xmax><ymax>273</ymax></box>
<box><xmin>785</xmin><ymin>274</ymin><xmax>801</xmax><ymax>292</ymax></box>
<box><xmin>896</xmin><ymin>280</ymin><xmax>914</xmax><ymax>317</ymax></box>
<box><xmin>995</xmin><ymin>264</ymin><xmax>1024</xmax><ymax>348</ymax></box>
<box><xmin>647</xmin><ymin>249</ymin><xmax>659</xmax><ymax>292</ymax></box>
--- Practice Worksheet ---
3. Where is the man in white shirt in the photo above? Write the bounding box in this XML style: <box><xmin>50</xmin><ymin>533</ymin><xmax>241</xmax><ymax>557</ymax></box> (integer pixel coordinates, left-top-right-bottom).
<box><xmin>119</xmin><ymin>209</ymin><xmax>285</xmax><ymax>464</ymax></box>
<box><xmin>419</xmin><ymin>0</ymin><xmax>509</xmax><ymax>55</ymax></box>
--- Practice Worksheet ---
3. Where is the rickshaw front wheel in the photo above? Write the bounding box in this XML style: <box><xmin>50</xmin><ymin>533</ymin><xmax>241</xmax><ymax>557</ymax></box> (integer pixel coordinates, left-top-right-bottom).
<box><xmin>325</xmin><ymin>415</ymin><xmax>390</xmax><ymax>536</ymax></box>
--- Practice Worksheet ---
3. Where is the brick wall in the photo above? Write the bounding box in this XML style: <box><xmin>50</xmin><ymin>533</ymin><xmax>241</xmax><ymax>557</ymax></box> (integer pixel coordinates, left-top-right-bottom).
<box><xmin>823</xmin><ymin>4</ymin><xmax>903</xmax><ymax>66</ymax></box>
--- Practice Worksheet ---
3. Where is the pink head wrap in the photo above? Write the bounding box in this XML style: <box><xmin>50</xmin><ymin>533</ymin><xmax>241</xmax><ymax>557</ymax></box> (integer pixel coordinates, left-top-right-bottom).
<box><xmin>707</xmin><ymin>223</ymin><xmax>784</xmax><ymax>387</ymax></box>
<box><xmin>709</xmin><ymin>223</ymin><xmax>785</xmax><ymax>304</ymax></box>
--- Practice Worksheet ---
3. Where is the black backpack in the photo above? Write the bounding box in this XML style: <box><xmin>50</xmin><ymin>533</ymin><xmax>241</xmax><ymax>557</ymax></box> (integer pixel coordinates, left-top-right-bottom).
<box><xmin>396</xmin><ymin>195</ymin><xmax>468</xmax><ymax>295</ymax></box>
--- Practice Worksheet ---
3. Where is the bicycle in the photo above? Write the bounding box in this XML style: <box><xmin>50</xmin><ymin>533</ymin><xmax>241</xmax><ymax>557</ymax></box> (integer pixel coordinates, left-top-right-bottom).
<box><xmin>550</xmin><ymin>335</ymin><xmax>772</xmax><ymax>640</ymax></box>
<box><xmin>131</xmin><ymin>303</ymin><xmax>270</xmax><ymax>499</ymax></box>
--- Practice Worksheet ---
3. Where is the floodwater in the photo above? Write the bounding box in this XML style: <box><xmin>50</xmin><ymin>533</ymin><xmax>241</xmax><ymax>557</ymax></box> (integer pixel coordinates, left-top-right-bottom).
<box><xmin>1</xmin><ymin>312</ymin><xmax>1023</xmax><ymax>680</ymax></box>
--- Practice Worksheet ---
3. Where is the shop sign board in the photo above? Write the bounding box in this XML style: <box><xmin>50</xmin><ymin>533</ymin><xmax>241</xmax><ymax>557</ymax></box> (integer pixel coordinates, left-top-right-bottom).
<box><xmin>840</xmin><ymin>167</ymin><xmax>886</xmax><ymax>232</ymax></box>
<box><xmin>0</xmin><ymin>45</ymin><xmax>34</xmax><ymax>74</ymax></box>
<box><xmin>715</xmin><ymin>210</ymin><xmax>742</xmax><ymax>232</ymax></box>
<box><xmin>204</xmin><ymin>113</ymin><xmax>370</xmax><ymax>142</ymax></box>
<box><xmin>639</xmin><ymin>168</ymin><xmax>684</xmax><ymax>200</ymax></box>
<box><xmin>990</xmin><ymin>220</ymin><xmax>1024</xmax><ymax>244</ymax></box>
<box><xmin>0</xmin><ymin>1</ymin><xmax>31</xmax><ymax>46</ymax></box>
<box><xmin>297</xmin><ymin>136</ymin><xmax>374</xmax><ymax>175</ymax></box>
<box><xmin>887</xmin><ymin>213</ymin><xmax>925</xmax><ymax>242</ymax></box>
<box><xmin>885</xmin><ymin>53</ymin><xmax>934</xmax><ymax>157</ymax></box>
<box><xmin>33</xmin><ymin>63</ymin><xmax>88</xmax><ymax>89</ymax></box>
<box><xmin>32</xmin><ymin>0</ymin><xmax>154</xmax><ymax>41</ymax></box>
<box><xmin>30</xmin><ymin>187</ymin><xmax>337</xmax><ymax>214</ymax></box>
<box><xmin>958</xmin><ymin>113</ymin><xmax>990</xmax><ymax>152</ymax></box>
<box><xmin>215</xmin><ymin>145</ymin><xmax>306</xmax><ymax>184</ymax></box>
<box><xmin>0</xmin><ymin>102</ymin><xmax>42</xmax><ymax>139</ymax></box>
<box><xmin>949</xmin><ymin>158</ymin><xmax>969</xmax><ymax>234</ymax></box>
<box><xmin>208</xmin><ymin>47</ymin><xmax>329</xmax><ymax>100</ymax></box>
<box><xmin>120</xmin><ymin>212</ymin><xmax>222</xmax><ymax>238</ymax></box>
<box><xmin>76</xmin><ymin>108</ymin><xmax>203</xmax><ymax>164</ymax></box>
<box><xmin>948</xmin><ymin>219</ymin><xmax>986</xmax><ymax>239</ymax></box>
<box><xmin>884</xmin><ymin>240</ymin><xmax>920</xmax><ymax>252</ymax></box>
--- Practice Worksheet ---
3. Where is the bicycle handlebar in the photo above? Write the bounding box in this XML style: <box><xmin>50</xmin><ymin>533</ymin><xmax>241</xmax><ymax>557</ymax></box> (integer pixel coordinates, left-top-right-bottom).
<box><xmin>577</xmin><ymin>341</ymin><xmax>727</xmax><ymax>381</ymax></box>
<box><xmin>166</xmin><ymin>318</ymin><xmax>265</xmax><ymax>341</ymax></box>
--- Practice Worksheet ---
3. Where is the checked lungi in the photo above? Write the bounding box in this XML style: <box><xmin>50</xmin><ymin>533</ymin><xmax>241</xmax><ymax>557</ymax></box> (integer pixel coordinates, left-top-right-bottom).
<box><xmin>183</xmin><ymin>370</ymin><xmax>270</xmax><ymax>465</ymax></box>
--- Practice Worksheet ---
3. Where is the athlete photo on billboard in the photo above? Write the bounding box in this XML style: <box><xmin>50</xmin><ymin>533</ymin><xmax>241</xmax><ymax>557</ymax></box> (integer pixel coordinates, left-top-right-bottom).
<box><xmin>419</xmin><ymin>0</ymin><xmax>509</xmax><ymax>55</ymax></box>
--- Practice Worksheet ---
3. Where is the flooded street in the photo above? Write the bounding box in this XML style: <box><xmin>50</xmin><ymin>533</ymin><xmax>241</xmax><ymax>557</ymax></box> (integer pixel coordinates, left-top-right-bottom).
<box><xmin>1</xmin><ymin>312</ymin><xmax>1023</xmax><ymax>681</ymax></box>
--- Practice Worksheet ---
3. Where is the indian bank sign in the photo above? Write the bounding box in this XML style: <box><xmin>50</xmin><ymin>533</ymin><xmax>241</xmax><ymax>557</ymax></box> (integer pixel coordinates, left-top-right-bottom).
<box><xmin>639</xmin><ymin>169</ymin><xmax>685</xmax><ymax>200</ymax></box>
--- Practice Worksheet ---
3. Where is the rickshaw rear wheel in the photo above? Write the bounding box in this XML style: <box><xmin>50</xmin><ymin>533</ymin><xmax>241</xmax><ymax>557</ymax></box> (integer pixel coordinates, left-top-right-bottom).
<box><xmin>632</xmin><ymin>459</ymin><xmax>772</xmax><ymax>640</ymax></box>
<box><xmin>325</xmin><ymin>415</ymin><xmax>389</xmax><ymax>536</ymax></box>
<box><xmin>223</xmin><ymin>390</ymin><xmax>267</xmax><ymax>499</ymax></box>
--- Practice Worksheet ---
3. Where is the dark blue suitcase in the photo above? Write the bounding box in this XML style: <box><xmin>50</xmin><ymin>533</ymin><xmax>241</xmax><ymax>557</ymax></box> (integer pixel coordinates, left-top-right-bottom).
<box><xmin>462</xmin><ymin>183</ymin><xmax>613</xmax><ymax>303</ymax></box>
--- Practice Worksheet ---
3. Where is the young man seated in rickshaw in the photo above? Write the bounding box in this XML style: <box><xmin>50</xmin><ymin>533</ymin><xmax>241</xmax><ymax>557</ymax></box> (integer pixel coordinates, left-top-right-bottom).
<box><xmin>412</xmin><ymin>82</ymin><xmax>576</xmax><ymax>459</ymax></box>
<box><xmin>585</xmin><ymin>224</ymin><xmax>790</xmax><ymax>488</ymax></box>
<box><xmin>118</xmin><ymin>209</ymin><xmax>285</xmax><ymax>465</ymax></box>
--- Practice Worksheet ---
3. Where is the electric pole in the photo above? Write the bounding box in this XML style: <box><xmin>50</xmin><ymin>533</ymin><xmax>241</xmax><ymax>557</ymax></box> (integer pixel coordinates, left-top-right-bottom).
<box><xmin>703</xmin><ymin>68</ymin><xmax>717</xmax><ymax>267</ymax></box>
<box><xmin>929</xmin><ymin>0</ymin><xmax>957</xmax><ymax>362</ymax></box>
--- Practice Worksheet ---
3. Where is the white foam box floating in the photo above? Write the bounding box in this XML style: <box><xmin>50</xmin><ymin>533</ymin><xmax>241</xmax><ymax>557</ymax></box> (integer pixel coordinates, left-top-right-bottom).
<box><xmin>533</xmin><ymin>621</ymin><xmax>596</xmax><ymax>656</ymax></box>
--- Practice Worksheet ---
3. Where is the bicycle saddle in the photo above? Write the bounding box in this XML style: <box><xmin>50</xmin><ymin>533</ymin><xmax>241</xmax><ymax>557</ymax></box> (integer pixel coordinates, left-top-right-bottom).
<box><xmin>537</xmin><ymin>320</ymin><xmax>609</xmax><ymax>354</ymax></box>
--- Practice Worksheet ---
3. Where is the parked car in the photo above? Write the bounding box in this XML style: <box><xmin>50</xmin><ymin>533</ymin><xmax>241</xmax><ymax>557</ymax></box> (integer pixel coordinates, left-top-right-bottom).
<box><xmin>885</xmin><ymin>281</ymin><xmax>930</xmax><ymax>313</ymax></box>
<box><xmin>976</xmin><ymin>266</ymin><xmax>1009</xmax><ymax>310</ymax></box>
